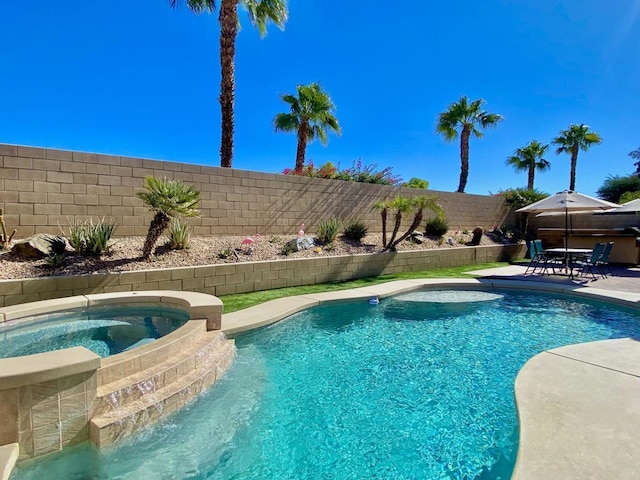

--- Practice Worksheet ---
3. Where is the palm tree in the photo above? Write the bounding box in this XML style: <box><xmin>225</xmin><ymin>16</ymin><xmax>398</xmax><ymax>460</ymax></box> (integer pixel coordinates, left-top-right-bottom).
<box><xmin>373</xmin><ymin>199</ymin><xmax>392</xmax><ymax>248</ymax></box>
<box><xmin>388</xmin><ymin>195</ymin><xmax>443</xmax><ymax>250</ymax></box>
<box><xmin>136</xmin><ymin>176</ymin><xmax>201</xmax><ymax>259</ymax></box>
<box><xmin>436</xmin><ymin>96</ymin><xmax>503</xmax><ymax>193</ymax></box>
<box><xmin>273</xmin><ymin>82</ymin><xmax>341</xmax><ymax>173</ymax></box>
<box><xmin>170</xmin><ymin>0</ymin><xmax>288</xmax><ymax>168</ymax></box>
<box><xmin>386</xmin><ymin>196</ymin><xmax>413</xmax><ymax>249</ymax></box>
<box><xmin>505</xmin><ymin>140</ymin><xmax>551</xmax><ymax>190</ymax></box>
<box><xmin>552</xmin><ymin>124</ymin><xmax>603</xmax><ymax>191</ymax></box>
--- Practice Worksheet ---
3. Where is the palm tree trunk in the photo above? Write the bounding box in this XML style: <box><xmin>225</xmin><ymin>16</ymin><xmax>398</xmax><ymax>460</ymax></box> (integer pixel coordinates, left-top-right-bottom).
<box><xmin>457</xmin><ymin>126</ymin><xmax>471</xmax><ymax>193</ymax></box>
<box><xmin>381</xmin><ymin>207</ymin><xmax>388</xmax><ymax>247</ymax></box>
<box><xmin>386</xmin><ymin>211</ymin><xmax>403</xmax><ymax>249</ymax></box>
<box><xmin>391</xmin><ymin>210</ymin><xmax>424</xmax><ymax>249</ymax></box>
<box><xmin>219</xmin><ymin>0</ymin><xmax>238</xmax><ymax>169</ymax></box>
<box><xmin>142</xmin><ymin>212</ymin><xmax>170</xmax><ymax>259</ymax></box>
<box><xmin>569</xmin><ymin>145</ymin><xmax>578</xmax><ymax>191</ymax></box>
<box><xmin>527</xmin><ymin>167</ymin><xmax>535</xmax><ymax>191</ymax></box>
<box><xmin>294</xmin><ymin>121</ymin><xmax>309</xmax><ymax>173</ymax></box>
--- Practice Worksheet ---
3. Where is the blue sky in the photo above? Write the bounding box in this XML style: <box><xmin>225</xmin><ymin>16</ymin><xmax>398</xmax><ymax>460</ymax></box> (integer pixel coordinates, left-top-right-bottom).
<box><xmin>1</xmin><ymin>0</ymin><xmax>639</xmax><ymax>196</ymax></box>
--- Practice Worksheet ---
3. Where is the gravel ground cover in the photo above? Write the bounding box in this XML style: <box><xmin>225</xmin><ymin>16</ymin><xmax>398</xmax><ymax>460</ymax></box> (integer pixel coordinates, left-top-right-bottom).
<box><xmin>0</xmin><ymin>231</ymin><xmax>506</xmax><ymax>280</ymax></box>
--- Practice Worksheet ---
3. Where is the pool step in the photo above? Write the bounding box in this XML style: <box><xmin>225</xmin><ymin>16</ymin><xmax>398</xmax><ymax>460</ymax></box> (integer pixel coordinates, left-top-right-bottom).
<box><xmin>89</xmin><ymin>331</ymin><xmax>236</xmax><ymax>448</ymax></box>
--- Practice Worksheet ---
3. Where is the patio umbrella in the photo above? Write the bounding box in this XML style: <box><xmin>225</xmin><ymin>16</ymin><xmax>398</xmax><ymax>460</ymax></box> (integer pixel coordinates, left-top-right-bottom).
<box><xmin>595</xmin><ymin>198</ymin><xmax>640</xmax><ymax>215</ymax></box>
<box><xmin>516</xmin><ymin>190</ymin><xmax>619</xmax><ymax>247</ymax></box>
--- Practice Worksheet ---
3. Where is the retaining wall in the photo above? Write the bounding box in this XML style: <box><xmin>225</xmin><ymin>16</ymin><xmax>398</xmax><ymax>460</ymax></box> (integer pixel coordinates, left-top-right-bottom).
<box><xmin>0</xmin><ymin>143</ymin><xmax>510</xmax><ymax>238</ymax></box>
<box><xmin>0</xmin><ymin>244</ymin><xmax>524</xmax><ymax>308</ymax></box>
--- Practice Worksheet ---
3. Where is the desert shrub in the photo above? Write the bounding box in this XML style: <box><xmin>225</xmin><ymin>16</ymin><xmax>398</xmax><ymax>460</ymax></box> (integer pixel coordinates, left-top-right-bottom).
<box><xmin>60</xmin><ymin>217</ymin><xmax>116</xmax><ymax>256</ymax></box>
<box><xmin>218</xmin><ymin>247</ymin><xmax>233</xmax><ymax>259</ymax></box>
<box><xmin>168</xmin><ymin>217</ymin><xmax>191</xmax><ymax>250</ymax></box>
<box><xmin>343</xmin><ymin>219</ymin><xmax>368</xmax><ymax>242</ymax></box>
<box><xmin>45</xmin><ymin>237</ymin><xmax>67</xmax><ymax>268</ymax></box>
<box><xmin>620</xmin><ymin>190</ymin><xmax>640</xmax><ymax>203</ymax></box>
<box><xmin>283</xmin><ymin>158</ymin><xmax>401</xmax><ymax>186</ymax></box>
<box><xmin>498</xmin><ymin>188</ymin><xmax>548</xmax><ymax>210</ymax></box>
<box><xmin>280</xmin><ymin>243</ymin><xmax>294</xmax><ymax>256</ymax></box>
<box><xmin>425</xmin><ymin>216</ymin><xmax>449</xmax><ymax>237</ymax></box>
<box><xmin>401</xmin><ymin>177</ymin><xmax>429</xmax><ymax>189</ymax></box>
<box><xmin>317</xmin><ymin>218</ymin><xmax>341</xmax><ymax>244</ymax></box>
<box><xmin>596</xmin><ymin>175</ymin><xmax>640</xmax><ymax>203</ymax></box>
<box><xmin>268</xmin><ymin>235</ymin><xmax>281</xmax><ymax>243</ymax></box>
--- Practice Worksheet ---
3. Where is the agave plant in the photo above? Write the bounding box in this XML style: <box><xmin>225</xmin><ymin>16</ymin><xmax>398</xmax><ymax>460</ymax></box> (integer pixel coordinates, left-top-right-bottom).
<box><xmin>136</xmin><ymin>176</ymin><xmax>201</xmax><ymax>259</ymax></box>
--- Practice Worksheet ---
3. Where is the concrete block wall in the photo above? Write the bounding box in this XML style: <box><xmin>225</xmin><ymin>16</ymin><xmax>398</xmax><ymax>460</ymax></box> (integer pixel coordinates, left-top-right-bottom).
<box><xmin>0</xmin><ymin>143</ymin><xmax>510</xmax><ymax>239</ymax></box>
<box><xmin>0</xmin><ymin>244</ymin><xmax>525</xmax><ymax>308</ymax></box>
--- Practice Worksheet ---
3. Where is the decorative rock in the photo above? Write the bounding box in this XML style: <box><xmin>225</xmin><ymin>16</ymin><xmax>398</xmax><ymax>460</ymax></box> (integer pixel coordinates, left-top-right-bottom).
<box><xmin>10</xmin><ymin>234</ymin><xmax>64</xmax><ymax>258</ymax></box>
<box><xmin>287</xmin><ymin>236</ymin><xmax>315</xmax><ymax>252</ymax></box>
<box><xmin>408</xmin><ymin>231</ymin><xmax>424</xmax><ymax>244</ymax></box>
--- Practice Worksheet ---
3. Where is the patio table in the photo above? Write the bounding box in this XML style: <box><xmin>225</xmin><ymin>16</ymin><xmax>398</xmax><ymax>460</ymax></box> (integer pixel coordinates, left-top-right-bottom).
<box><xmin>543</xmin><ymin>248</ymin><xmax>593</xmax><ymax>279</ymax></box>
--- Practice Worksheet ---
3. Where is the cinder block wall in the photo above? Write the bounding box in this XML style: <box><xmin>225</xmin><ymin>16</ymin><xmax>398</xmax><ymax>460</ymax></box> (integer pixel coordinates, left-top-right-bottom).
<box><xmin>0</xmin><ymin>244</ymin><xmax>525</xmax><ymax>307</ymax></box>
<box><xmin>0</xmin><ymin>143</ymin><xmax>510</xmax><ymax>239</ymax></box>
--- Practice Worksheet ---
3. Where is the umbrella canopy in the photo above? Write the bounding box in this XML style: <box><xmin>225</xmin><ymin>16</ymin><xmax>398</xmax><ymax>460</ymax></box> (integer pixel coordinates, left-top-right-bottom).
<box><xmin>595</xmin><ymin>198</ymin><xmax>640</xmax><ymax>215</ymax></box>
<box><xmin>516</xmin><ymin>190</ymin><xmax>619</xmax><ymax>247</ymax></box>
<box><xmin>516</xmin><ymin>190</ymin><xmax>619</xmax><ymax>214</ymax></box>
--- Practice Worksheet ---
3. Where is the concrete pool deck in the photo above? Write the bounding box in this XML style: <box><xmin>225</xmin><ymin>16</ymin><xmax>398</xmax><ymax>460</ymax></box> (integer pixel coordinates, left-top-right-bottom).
<box><xmin>222</xmin><ymin>271</ymin><xmax>640</xmax><ymax>480</ymax></box>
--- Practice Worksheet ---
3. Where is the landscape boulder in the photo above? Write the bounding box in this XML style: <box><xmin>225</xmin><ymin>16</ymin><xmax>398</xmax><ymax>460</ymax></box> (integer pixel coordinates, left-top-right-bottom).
<box><xmin>10</xmin><ymin>234</ymin><xmax>64</xmax><ymax>258</ymax></box>
<box><xmin>287</xmin><ymin>236</ymin><xmax>315</xmax><ymax>252</ymax></box>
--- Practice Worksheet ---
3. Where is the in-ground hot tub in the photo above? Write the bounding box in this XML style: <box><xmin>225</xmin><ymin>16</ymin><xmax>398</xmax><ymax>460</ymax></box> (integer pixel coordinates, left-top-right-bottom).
<box><xmin>0</xmin><ymin>304</ymin><xmax>190</xmax><ymax>359</ymax></box>
<box><xmin>0</xmin><ymin>291</ymin><xmax>235</xmax><ymax>468</ymax></box>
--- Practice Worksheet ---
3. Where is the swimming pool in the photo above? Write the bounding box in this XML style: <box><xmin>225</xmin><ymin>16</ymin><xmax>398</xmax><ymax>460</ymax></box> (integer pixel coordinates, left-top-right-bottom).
<box><xmin>11</xmin><ymin>289</ymin><xmax>640</xmax><ymax>479</ymax></box>
<box><xmin>0</xmin><ymin>304</ymin><xmax>189</xmax><ymax>358</ymax></box>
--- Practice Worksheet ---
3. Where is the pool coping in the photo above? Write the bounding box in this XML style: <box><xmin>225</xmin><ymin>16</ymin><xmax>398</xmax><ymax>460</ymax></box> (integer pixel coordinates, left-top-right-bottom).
<box><xmin>221</xmin><ymin>278</ymin><xmax>640</xmax><ymax>479</ymax></box>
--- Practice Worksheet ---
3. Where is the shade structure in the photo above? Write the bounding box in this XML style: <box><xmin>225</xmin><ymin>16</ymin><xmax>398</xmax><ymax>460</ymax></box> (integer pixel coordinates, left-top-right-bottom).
<box><xmin>595</xmin><ymin>198</ymin><xmax>640</xmax><ymax>215</ymax></box>
<box><xmin>516</xmin><ymin>190</ymin><xmax>620</xmax><ymax>247</ymax></box>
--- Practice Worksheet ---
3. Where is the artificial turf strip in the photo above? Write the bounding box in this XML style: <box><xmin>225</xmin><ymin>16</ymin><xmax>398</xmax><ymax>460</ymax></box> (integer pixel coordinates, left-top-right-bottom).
<box><xmin>219</xmin><ymin>261</ymin><xmax>508</xmax><ymax>313</ymax></box>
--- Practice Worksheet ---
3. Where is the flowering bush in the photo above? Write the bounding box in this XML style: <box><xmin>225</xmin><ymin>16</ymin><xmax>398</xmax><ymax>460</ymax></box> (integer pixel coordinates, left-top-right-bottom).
<box><xmin>282</xmin><ymin>158</ymin><xmax>401</xmax><ymax>186</ymax></box>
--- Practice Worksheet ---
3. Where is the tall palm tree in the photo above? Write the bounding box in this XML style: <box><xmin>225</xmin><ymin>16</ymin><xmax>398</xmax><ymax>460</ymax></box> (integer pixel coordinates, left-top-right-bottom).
<box><xmin>273</xmin><ymin>82</ymin><xmax>341</xmax><ymax>173</ymax></box>
<box><xmin>552</xmin><ymin>124</ymin><xmax>603</xmax><ymax>191</ymax></box>
<box><xmin>170</xmin><ymin>0</ymin><xmax>288</xmax><ymax>168</ymax></box>
<box><xmin>436</xmin><ymin>96</ymin><xmax>503</xmax><ymax>193</ymax></box>
<box><xmin>505</xmin><ymin>140</ymin><xmax>551</xmax><ymax>190</ymax></box>
<box><xmin>136</xmin><ymin>176</ymin><xmax>201</xmax><ymax>259</ymax></box>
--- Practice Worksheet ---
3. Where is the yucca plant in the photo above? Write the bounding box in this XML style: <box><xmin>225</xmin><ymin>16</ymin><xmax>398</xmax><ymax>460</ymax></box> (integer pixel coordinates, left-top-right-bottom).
<box><xmin>84</xmin><ymin>217</ymin><xmax>117</xmax><ymax>256</ymax></box>
<box><xmin>343</xmin><ymin>219</ymin><xmax>368</xmax><ymax>242</ymax></box>
<box><xmin>60</xmin><ymin>217</ymin><xmax>86</xmax><ymax>252</ymax></box>
<box><xmin>317</xmin><ymin>218</ymin><xmax>341</xmax><ymax>245</ymax></box>
<box><xmin>136</xmin><ymin>176</ymin><xmax>200</xmax><ymax>260</ymax></box>
<box><xmin>168</xmin><ymin>217</ymin><xmax>191</xmax><ymax>250</ymax></box>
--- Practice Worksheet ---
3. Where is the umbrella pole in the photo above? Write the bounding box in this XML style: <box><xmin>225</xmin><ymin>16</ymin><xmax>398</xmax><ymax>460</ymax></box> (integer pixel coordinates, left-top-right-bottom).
<box><xmin>564</xmin><ymin>208</ymin><xmax>568</xmax><ymax>248</ymax></box>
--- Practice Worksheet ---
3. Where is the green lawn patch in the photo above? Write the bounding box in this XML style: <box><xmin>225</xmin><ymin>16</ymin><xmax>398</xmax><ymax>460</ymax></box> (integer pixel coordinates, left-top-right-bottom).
<box><xmin>220</xmin><ymin>261</ymin><xmax>508</xmax><ymax>313</ymax></box>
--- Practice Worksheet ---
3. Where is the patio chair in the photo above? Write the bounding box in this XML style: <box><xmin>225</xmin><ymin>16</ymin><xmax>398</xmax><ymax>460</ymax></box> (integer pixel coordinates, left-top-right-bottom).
<box><xmin>524</xmin><ymin>240</ymin><xmax>544</xmax><ymax>275</ymax></box>
<box><xmin>533</xmin><ymin>239</ymin><xmax>564</xmax><ymax>275</ymax></box>
<box><xmin>597</xmin><ymin>241</ymin><xmax>614</xmax><ymax>277</ymax></box>
<box><xmin>574</xmin><ymin>243</ymin><xmax>606</xmax><ymax>280</ymax></box>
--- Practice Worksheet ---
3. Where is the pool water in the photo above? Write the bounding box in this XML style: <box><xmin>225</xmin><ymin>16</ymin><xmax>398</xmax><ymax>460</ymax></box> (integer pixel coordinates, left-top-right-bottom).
<box><xmin>0</xmin><ymin>304</ymin><xmax>189</xmax><ymax>358</ymax></box>
<box><xmin>11</xmin><ymin>290</ymin><xmax>640</xmax><ymax>479</ymax></box>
